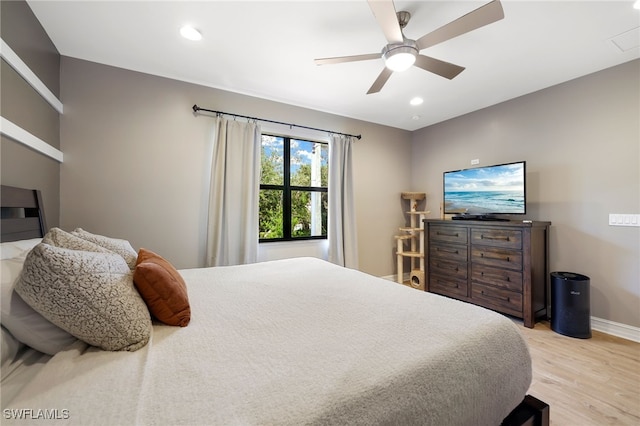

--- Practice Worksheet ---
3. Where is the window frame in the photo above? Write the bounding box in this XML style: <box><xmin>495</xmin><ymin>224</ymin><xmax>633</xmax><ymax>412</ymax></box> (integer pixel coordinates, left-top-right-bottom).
<box><xmin>259</xmin><ymin>133</ymin><xmax>328</xmax><ymax>243</ymax></box>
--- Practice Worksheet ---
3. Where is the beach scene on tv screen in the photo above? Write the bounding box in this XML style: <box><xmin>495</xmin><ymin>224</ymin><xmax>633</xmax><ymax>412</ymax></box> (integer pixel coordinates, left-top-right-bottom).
<box><xmin>444</xmin><ymin>163</ymin><xmax>525</xmax><ymax>214</ymax></box>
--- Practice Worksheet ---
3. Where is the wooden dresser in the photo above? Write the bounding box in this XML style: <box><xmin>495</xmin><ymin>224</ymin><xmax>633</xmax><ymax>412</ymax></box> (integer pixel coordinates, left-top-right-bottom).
<box><xmin>423</xmin><ymin>219</ymin><xmax>551</xmax><ymax>328</ymax></box>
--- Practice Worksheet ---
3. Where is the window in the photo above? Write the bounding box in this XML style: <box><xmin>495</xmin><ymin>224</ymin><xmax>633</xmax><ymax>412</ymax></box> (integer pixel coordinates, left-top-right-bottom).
<box><xmin>259</xmin><ymin>134</ymin><xmax>328</xmax><ymax>241</ymax></box>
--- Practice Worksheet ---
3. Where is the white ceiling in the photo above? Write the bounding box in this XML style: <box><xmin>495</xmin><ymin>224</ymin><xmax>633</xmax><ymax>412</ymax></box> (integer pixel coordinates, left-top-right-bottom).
<box><xmin>27</xmin><ymin>1</ymin><xmax>640</xmax><ymax>131</ymax></box>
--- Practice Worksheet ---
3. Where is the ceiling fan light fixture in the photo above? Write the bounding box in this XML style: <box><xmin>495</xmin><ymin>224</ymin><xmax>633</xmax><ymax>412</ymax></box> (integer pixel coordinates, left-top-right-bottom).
<box><xmin>382</xmin><ymin>43</ymin><xmax>418</xmax><ymax>72</ymax></box>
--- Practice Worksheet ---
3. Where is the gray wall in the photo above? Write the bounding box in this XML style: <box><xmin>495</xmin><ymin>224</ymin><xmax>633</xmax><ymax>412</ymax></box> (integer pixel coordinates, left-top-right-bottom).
<box><xmin>411</xmin><ymin>59</ymin><xmax>640</xmax><ymax>328</ymax></box>
<box><xmin>59</xmin><ymin>57</ymin><xmax>412</xmax><ymax>275</ymax></box>
<box><xmin>1</xmin><ymin>0</ymin><xmax>60</xmax><ymax>227</ymax></box>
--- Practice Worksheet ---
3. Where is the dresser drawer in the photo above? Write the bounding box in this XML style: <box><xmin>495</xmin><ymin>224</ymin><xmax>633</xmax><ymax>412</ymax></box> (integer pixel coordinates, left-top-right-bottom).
<box><xmin>472</xmin><ymin>283</ymin><xmax>522</xmax><ymax>316</ymax></box>
<box><xmin>471</xmin><ymin>228</ymin><xmax>522</xmax><ymax>249</ymax></box>
<box><xmin>471</xmin><ymin>246</ymin><xmax>523</xmax><ymax>271</ymax></box>
<box><xmin>429</xmin><ymin>225</ymin><xmax>468</xmax><ymax>244</ymax></box>
<box><xmin>471</xmin><ymin>264</ymin><xmax>522</xmax><ymax>292</ymax></box>
<box><xmin>430</xmin><ymin>259</ymin><xmax>467</xmax><ymax>280</ymax></box>
<box><xmin>429</xmin><ymin>274</ymin><xmax>468</xmax><ymax>298</ymax></box>
<box><xmin>429</xmin><ymin>243</ymin><xmax>467</xmax><ymax>263</ymax></box>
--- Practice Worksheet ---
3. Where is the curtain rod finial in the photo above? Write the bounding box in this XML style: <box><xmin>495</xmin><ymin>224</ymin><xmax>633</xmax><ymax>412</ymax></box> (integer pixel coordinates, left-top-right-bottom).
<box><xmin>192</xmin><ymin>104</ymin><xmax>199</xmax><ymax>112</ymax></box>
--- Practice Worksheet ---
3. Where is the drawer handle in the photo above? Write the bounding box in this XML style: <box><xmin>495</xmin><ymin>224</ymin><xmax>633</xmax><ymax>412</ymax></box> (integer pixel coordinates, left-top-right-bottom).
<box><xmin>437</xmin><ymin>232</ymin><xmax>459</xmax><ymax>238</ymax></box>
<box><xmin>437</xmin><ymin>247</ymin><xmax>459</xmax><ymax>254</ymax></box>
<box><xmin>481</xmin><ymin>235</ymin><xmax>510</xmax><ymax>241</ymax></box>
<box><xmin>479</xmin><ymin>253</ymin><xmax>511</xmax><ymax>262</ymax></box>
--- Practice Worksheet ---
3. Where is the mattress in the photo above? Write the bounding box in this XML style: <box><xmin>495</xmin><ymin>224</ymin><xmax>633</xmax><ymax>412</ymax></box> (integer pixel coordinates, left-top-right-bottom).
<box><xmin>2</xmin><ymin>257</ymin><xmax>531</xmax><ymax>425</ymax></box>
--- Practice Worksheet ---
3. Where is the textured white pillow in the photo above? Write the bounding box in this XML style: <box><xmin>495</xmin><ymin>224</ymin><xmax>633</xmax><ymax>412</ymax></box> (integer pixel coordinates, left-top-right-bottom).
<box><xmin>43</xmin><ymin>227</ymin><xmax>112</xmax><ymax>253</ymax></box>
<box><xmin>15</xmin><ymin>243</ymin><xmax>152</xmax><ymax>352</ymax></box>
<box><xmin>72</xmin><ymin>228</ymin><xmax>138</xmax><ymax>269</ymax></box>
<box><xmin>0</xmin><ymin>242</ymin><xmax>78</xmax><ymax>355</ymax></box>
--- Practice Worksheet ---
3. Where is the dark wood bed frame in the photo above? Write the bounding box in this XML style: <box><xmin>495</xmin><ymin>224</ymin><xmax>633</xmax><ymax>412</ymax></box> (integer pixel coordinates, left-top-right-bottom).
<box><xmin>0</xmin><ymin>184</ymin><xmax>549</xmax><ymax>425</ymax></box>
<box><xmin>1</xmin><ymin>185</ymin><xmax>48</xmax><ymax>242</ymax></box>
<box><xmin>502</xmin><ymin>395</ymin><xmax>550</xmax><ymax>426</ymax></box>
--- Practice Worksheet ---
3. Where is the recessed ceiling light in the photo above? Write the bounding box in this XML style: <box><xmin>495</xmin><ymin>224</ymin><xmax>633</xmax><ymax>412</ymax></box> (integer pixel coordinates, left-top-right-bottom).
<box><xmin>180</xmin><ymin>25</ymin><xmax>202</xmax><ymax>41</ymax></box>
<box><xmin>410</xmin><ymin>97</ymin><xmax>424</xmax><ymax>106</ymax></box>
<box><xmin>634</xmin><ymin>0</ymin><xmax>640</xmax><ymax>10</ymax></box>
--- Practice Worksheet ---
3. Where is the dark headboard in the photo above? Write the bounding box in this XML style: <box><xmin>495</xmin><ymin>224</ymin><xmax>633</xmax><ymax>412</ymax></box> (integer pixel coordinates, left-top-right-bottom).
<box><xmin>1</xmin><ymin>185</ymin><xmax>48</xmax><ymax>242</ymax></box>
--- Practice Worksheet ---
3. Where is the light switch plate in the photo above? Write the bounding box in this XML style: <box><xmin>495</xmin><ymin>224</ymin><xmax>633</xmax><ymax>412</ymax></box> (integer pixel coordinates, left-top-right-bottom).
<box><xmin>609</xmin><ymin>214</ymin><xmax>640</xmax><ymax>227</ymax></box>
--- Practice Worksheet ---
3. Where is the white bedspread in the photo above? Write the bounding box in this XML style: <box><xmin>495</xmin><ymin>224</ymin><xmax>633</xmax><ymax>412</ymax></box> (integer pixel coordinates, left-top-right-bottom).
<box><xmin>3</xmin><ymin>257</ymin><xmax>531</xmax><ymax>425</ymax></box>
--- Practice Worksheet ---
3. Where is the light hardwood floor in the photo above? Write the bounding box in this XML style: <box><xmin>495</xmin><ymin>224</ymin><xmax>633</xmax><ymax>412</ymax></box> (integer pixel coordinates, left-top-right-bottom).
<box><xmin>515</xmin><ymin>321</ymin><xmax>640</xmax><ymax>425</ymax></box>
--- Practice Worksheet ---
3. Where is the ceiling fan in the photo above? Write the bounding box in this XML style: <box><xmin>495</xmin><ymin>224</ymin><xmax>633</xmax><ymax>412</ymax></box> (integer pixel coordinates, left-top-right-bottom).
<box><xmin>314</xmin><ymin>0</ymin><xmax>504</xmax><ymax>94</ymax></box>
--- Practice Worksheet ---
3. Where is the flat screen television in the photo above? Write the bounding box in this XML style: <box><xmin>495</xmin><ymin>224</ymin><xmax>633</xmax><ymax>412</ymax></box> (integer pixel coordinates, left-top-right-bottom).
<box><xmin>443</xmin><ymin>161</ymin><xmax>526</xmax><ymax>219</ymax></box>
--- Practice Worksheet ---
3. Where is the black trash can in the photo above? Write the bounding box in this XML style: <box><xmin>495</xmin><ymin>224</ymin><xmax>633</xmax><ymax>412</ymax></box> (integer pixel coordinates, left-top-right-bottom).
<box><xmin>550</xmin><ymin>272</ymin><xmax>591</xmax><ymax>338</ymax></box>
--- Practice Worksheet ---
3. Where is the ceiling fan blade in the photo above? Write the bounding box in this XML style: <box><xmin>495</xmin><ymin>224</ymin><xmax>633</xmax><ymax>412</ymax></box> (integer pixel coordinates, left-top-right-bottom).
<box><xmin>315</xmin><ymin>53</ymin><xmax>381</xmax><ymax>66</ymax></box>
<box><xmin>367</xmin><ymin>0</ymin><xmax>404</xmax><ymax>44</ymax></box>
<box><xmin>414</xmin><ymin>55</ymin><xmax>465</xmax><ymax>80</ymax></box>
<box><xmin>416</xmin><ymin>0</ymin><xmax>504</xmax><ymax>51</ymax></box>
<box><xmin>367</xmin><ymin>67</ymin><xmax>394</xmax><ymax>94</ymax></box>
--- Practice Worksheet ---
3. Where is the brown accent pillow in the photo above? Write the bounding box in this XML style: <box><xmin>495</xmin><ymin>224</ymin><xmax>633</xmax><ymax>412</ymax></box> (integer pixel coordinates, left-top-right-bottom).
<box><xmin>133</xmin><ymin>249</ymin><xmax>191</xmax><ymax>327</ymax></box>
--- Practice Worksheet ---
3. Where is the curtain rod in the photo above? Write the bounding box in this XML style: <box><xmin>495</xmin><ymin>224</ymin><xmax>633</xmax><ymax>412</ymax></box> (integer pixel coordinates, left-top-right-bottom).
<box><xmin>192</xmin><ymin>105</ymin><xmax>362</xmax><ymax>140</ymax></box>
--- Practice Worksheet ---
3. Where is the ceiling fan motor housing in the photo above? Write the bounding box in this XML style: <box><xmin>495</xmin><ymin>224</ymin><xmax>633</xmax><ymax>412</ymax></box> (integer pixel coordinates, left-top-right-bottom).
<box><xmin>382</xmin><ymin>39</ymin><xmax>418</xmax><ymax>72</ymax></box>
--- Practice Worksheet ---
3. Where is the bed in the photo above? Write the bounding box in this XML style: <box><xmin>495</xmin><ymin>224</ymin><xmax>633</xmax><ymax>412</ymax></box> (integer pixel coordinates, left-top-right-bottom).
<box><xmin>1</xmin><ymin>185</ymin><xmax>549</xmax><ymax>425</ymax></box>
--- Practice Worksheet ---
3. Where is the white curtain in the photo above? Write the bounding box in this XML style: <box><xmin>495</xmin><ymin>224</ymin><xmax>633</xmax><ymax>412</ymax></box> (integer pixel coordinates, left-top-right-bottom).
<box><xmin>328</xmin><ymin>134</ymin><xmax>359</xmax><ymax>269</ymax></box>
<box><xmin>206</xmin><ymin>117</ymin><xmax>261</xmax><ymax>266</ymax></box>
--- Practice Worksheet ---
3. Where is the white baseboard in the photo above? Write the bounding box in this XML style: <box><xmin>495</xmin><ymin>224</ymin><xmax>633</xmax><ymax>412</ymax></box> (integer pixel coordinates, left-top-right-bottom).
<box><xmin>591</xmin><ymin>317</ymin><xmax>640</xmax><ymax>343</ymax></box>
